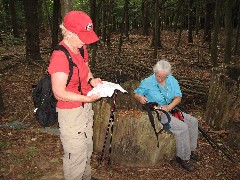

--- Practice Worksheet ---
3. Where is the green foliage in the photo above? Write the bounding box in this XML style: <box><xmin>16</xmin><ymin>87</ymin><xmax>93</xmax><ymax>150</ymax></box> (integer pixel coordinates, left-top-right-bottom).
<box><xmin>0</xmin><ymin>140</ymin><xmax>10</xmax><ymax>147</ymax></box>
<box><xmin>2</xmin><ymin>33</ymin><xmax>23</xmax><ymax>45</ymax></box>
<box><xmin>28</xmin><ymin>146</ymin><xmax>38</xmax><ymax>157</ymax></box>
<box><xmin>73</xmin><ymin>0</ymin><xmax>90</xmax><ymax>13</ymax></box>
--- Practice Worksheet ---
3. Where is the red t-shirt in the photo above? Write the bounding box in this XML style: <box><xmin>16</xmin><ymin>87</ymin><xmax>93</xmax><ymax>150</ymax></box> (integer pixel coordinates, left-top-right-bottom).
<box><xmin>48</xmin><ymin>41</ymin><xmax>92</xmax><ymax>109</ymax></box>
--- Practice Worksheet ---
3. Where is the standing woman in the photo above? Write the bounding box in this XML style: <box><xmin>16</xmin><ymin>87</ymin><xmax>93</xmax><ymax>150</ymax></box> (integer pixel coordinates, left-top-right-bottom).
<box><xmin>48</xmin><ymin>11</ymin><xmax>102</xmax><ymax>179</ymax></box>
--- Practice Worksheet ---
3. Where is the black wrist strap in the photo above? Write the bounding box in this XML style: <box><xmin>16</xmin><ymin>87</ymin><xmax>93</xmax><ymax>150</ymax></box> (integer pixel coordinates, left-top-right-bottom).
<box><xmin>88</xmin><ymin>77</ymin><xmax>93</xmax><ymax>84</ymax></box>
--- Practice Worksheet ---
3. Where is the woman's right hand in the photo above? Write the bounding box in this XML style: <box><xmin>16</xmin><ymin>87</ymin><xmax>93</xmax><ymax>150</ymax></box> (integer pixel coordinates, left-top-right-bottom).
<box><xmin>138</xmin><ymin>95</ymin><xmax>148</xmax><ymax>105</ymax></box>
<box><xmin>86</xmin><ymin>93</ymin><xmax>101</xmax><ymax>103</ymax></box>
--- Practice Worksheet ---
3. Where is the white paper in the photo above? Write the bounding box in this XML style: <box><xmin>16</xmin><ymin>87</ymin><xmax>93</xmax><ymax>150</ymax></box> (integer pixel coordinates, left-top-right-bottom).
<box><xmin>87</xmin><ymin>81</ymin><xmax>127</xmax><ymax>97</ymax></box>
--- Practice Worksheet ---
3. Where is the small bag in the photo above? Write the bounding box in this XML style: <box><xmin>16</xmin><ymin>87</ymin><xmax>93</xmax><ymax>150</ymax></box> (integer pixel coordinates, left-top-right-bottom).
<box><xmin>170</xmin><ymin>108</ymin><xmax>184</xmax><ymax>121</ymax></box>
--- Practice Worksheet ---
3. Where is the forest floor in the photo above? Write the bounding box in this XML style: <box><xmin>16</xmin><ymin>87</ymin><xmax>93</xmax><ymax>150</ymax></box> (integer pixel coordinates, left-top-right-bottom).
<box><xmin>0</xmin><ymin>30</ymin><xmax>240</xmax><ymax>180</ymax></box>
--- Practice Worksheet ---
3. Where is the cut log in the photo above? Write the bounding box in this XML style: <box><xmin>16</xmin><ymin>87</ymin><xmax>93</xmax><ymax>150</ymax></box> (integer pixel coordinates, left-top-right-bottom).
<box><xmin>93</xmin><ymin>99</ymin><xmax>175</xmax><ymax>167</ymax></box>
<box><xmin>205</xmin><ymin>65</ymin><xmax>240</xmax><ymax>129</ymax></box>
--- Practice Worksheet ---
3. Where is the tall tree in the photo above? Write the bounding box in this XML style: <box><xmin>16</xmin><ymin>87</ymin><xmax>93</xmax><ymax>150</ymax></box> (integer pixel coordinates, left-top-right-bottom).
<box><xmin>188</xmin><ymin>0</ymin><xmax>194</xmax><ymax>43</ymax></box>
<box><xmin>153</xmin><ymin>0</ymin><xmax>162</xmax><ymax>58</ymax></box>
<box><xmin>9</xmin><ymin>0</ymin><xmax>19</xmax><ymax>38</ymax></box>
<box><xmin>234</xmin><ymin>2</ymin><xmax>240</xmax><ymax>55</ymax></box>
<box><xmin>224</xmin><ymin>0</ymin><xmax>233</xmax><ymax>64</ymax></box>
<box><xmin>141</xmin><ymin>0</ymin><xmax>150</xmax><ymax>36</ymax></box>
<box><xmin>124</xmin><ymin>0</ymin><xmax>129</xmax><ymax>39</ymax></box>
<box><xmin>101</xmin><ymin>0</ymin><xmax>107</xmax><ymax>44</ymax></box>
<box><xmin>210</xmin><ymin>0</ymin><xmax>221</xmax><ymax>67</ymax></box>
<box><xmin>90</xmin><ymin>0</ymin><xmax>100</xmax><ymax>69</ymax></box>
<box><xmin>23</xmin><ymin>0</ymin><xmax>41</xmax><ymax>61</ymax></box>
<box><xmin>203</xmin><ymin>1</ymin><xmax>214</xmax><ymax>46</ymax></box>
<box><xmin>52</xmin><ymin>0</ymin><xmax>60</xmax><ymax>49</ymax></box>
<box><xmin>60</xmin><ymin>0</ymin><xmax>73</xmax><ymax>17</ymax></box>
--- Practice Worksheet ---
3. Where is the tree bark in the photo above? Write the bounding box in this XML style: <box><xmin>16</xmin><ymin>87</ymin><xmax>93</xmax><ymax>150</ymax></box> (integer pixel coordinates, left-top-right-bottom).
<box><xmin>51</xmin><ymin>0</ymin><xmax>60</xmax><ymax>49</ymax></box>
<box><xmin>23</xmin><ymin>0</ymin><xmax>41</xmax><ymax>61</ymax></box>
<box><xmin>224</xmin><ymin>0</ymin><xmax>233</xmax><ymax>64</ymax></box>
<box><xmin>93</xmin><ymin>100</ymin><xmax>175</xmax><ymax>167</ymax></box>
<box><xmin>141</xmin><ymin>0</ymin><xmax>150</xmax><ymax>36</ymax></box>
<box><xmin>203</xmin><ymin>2</ymin><xmax>214</xmax><ymax>45</ymax></box>
<box><xmin>210</xmin><ymin>0</ymin><xmax>221</xmax><ymax>67</ymax></box>
<box><xmin>9</xmin><ymin>0</ymin><xmax>19</xmax><ymax>38</ymax></box>
<box><xmin>188</xmin><ymin>0</ymin><xmax>194</xmax><ymax>44</ymax></box>
<box><xmin>205</xmin><ymin>65</ymin><xmax>240</xmax><ymax>129</ymax></box>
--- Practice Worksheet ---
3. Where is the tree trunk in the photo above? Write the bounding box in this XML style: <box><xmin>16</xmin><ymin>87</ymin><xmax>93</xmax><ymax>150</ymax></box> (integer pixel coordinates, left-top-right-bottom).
<box><xmin>51</xmin><ymin>0</ymin><xmax>60</xmax><ymax>49</ymax></box>
<box><xmin>203</xmin><ymin>2</ymin><xmax>214</xmax><ymax>45</ymax></box>
<box><xmin>205</xmin><ymin>65</ymin><xmax>240</xmax><ymax>129</ymax></box>
<box><xmin>152</xmin><ymin>0</ymin><xmax>162</xmax><ymax>58</ymax></box>
<box><xmin>141</xmin><ymin>0</ymin><xmax>149</xmax><ymax>36</ymax></box>
<box><xmin>101</xmin><ymin>0</ymin><xmax>107</xmax><ymax>44</ymax></box>
<box><xmin>60</xmin><ymin>0</ymin><xmax>73</xmax><ymax>17</ymax></box>
<box><xmin>234</xmin><ymin>2</ymin><xmax>240</xmax><ymax>55</ymax></box>
<box><xmin>9</xmin><ymin>0</ymin><xmax>19</xmax><ymax>38</ymax></box>
<box><xmin>188</xmin><ymin>0</ymin><xmax>194</xmax><ymax>44</ymax></box>
<box><xmin>23</xmin><ymin>0</ymin><xmax>41</xmax><ymax>61</ymax></box>
<box><xmin>210</xmin><ymin>0</ymin><xmax>221</xmax><ymax>67</ymax></box>
<box><xmin>124</xmin><ymin>0</ymin><xmax>129</xmax><ymax>39</ymax></box>
<box><xmin>224</xmin><ymin>0</ymin><xmax>233</xmax><ymax>64</ymax></box>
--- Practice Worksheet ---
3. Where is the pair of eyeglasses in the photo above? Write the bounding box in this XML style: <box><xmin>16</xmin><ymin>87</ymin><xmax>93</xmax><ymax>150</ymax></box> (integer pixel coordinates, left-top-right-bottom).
<box><xmin>155</xmin><ymin>74</ymin><xmax>168</xmax><ymax>80</ymax></box>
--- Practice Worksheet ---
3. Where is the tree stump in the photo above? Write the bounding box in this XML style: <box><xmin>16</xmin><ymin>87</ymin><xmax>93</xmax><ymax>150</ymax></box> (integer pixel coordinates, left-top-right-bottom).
<box><xmin>205</xmin><ymin>65</ymin><xmax>240</xmax><ymax>129</ymax></box>
<box><xmin>227</xmin><ymin>99</ymin><xmax>240</xmax><ymax>150</ymax></box>
<box><xmin>93</xmin><ymin>99</ymin><xmax>175</xmax><ymax>167</ymax></box>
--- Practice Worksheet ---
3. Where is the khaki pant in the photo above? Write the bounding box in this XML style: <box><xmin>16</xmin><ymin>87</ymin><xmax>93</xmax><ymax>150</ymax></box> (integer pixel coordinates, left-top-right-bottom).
<box><xmin>57</xmin><ymin>103</ymin><xmax>94</xmax><ymax>180</ymax></box>
<box><xmin>161</xmin><ymin>112</ymin><xmax>198</xmax><ymax>160</ymax></box>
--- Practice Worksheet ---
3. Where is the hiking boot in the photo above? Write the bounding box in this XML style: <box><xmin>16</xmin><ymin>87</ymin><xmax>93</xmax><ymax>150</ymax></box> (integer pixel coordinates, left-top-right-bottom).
<box><xmin>190</xmin><ymin>151</ymin><xmax>200</xmax><ymax>161</ymax></box>
<box><xmin>91</xmin><ymin>177</ymin><xmax>99</xmax><ymax>180</ymax></box>
<box><xmin>176</xmin><ymin>156</ymin><xmax>194</xmax><ymax>172</ymax></box>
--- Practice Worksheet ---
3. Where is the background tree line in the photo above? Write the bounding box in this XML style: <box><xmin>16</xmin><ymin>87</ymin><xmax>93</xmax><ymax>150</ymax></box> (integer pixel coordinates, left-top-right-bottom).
<box><xmin>0</xmin><ymin>0</ymin><xmax>239</xmax><ymax>67</ymax></box>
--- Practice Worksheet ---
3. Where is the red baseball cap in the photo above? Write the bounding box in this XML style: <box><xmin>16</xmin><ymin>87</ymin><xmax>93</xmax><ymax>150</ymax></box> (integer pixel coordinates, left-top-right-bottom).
<box><xmin>63</xmin><ymin>11</ymin><xmax>99</xmax><ymax>44</ymax></box>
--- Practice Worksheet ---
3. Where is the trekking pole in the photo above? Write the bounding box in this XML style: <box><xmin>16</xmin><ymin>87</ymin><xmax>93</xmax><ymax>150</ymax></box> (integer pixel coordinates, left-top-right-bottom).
<box><xmin>198</xmin><ymin>126</ymin><xmax>235</xmax><ymax>163</ymax></box>
<box><xmin>177</xmin><ymin>104</ymin><xmax>235</xmax><ymax>163</ymax></box>
<box><xmin>97</xmin><ymin>90</ymin><xmax>118</xmax><ymax>168</ymax></box>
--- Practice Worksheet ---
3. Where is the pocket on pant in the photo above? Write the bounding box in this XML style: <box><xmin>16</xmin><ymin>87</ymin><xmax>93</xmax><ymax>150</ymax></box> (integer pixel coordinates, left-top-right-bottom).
<box><xmin>61</xmin><ymin>133</ymin><xmax>87</xmax><ymax>154</ymax></box>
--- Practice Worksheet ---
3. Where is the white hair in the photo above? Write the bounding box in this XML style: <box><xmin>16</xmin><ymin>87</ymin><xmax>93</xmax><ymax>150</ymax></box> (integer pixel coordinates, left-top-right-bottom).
<box><xmin>153</xmin><ymin>59</ymin><xmax>172</xmax><ymax>75</ymax></box>
<box><xmin>59</xmin><ymin>23</ymin><xmax>76</xmax><ymax>38</ymax></box>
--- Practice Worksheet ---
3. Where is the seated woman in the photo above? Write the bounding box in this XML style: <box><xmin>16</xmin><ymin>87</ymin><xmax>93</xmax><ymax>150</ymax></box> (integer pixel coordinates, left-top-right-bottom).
<box><xmin>134</xmin><ymin>59</ymin><xmax>199</xmax><ymax>172</ymax></box>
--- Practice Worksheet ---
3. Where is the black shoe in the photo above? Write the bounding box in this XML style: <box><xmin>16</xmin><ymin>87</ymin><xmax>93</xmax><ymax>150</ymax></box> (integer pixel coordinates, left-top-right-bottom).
<box><xmin>176</xmin><ymin>157</ymin><xmax>194</xmax><ymax>172</ymax></box>
<box><xmin>91</xmin><ymin>177</ymin><xmax>99</xmax><ymax>180</ymax></box>
<box><xmin>190</xmin><ymin>151</ymin><xmax>200</xmax><ymax>161</ymax></box>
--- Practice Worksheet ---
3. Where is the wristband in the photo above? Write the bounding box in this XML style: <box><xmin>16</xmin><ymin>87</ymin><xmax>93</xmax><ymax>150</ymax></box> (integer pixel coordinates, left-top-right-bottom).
<box><xmin>88</xmin><ymin>78</ymin><xmax>93</xmax><ymax>84</ymax></box>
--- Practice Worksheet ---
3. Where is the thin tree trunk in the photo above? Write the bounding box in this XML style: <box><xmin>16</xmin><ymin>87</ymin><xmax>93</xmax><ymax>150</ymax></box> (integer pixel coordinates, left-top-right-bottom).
<box><xmin>124</xmin><ymin>0</ymin><xmax>129</xmax><ymax>39</ymax></box>
<box><xmin>203</xmin><ymin>2</ymin><xmax>214</xmax><ymax>45</ymax></box>
<box><xmin>234</xmin><ymin>2</ymin><xmax>240</xmax><ymax>55</ymax></box>
<box><xmin>224</xmin><ymin>0</ymin><xmax>233</xmax><ymax>64</ymax></box>
<box><xmin>188</xmin><ymin>0</ymin><xmax>194</xmax><ymax>43</ymax></box>
<box><xmin>9</xmin><ymin>0</ymin><xmax>19</xmax><ymax>38</ymax></box>
<box><xmin>142</xmin><ymin>0</ymin><xmax>149</xmax><ymax>36</ymax></box>
<box><xmin>60</xmin><ymin>0</ymin><xmax>73</xmax><ymax>17</ymax></box>
<box><xmin>101</xmin><ymin>0</ymin><xmax>107</xmax><ymax>44</ymax></box>
<box><xmin>51</xmin><ymin>0</ymin><xmax>60</xmax><ymax>49</ymax></box>
<box><xmin>23</xmin><ymin>0</ymin><xmax>41</xmax><ymax>61</ymax></box>
<box><xmin>89</xmin><ymin>0</ymin><xmax>100</xmax><ymax>69</ymax></box>
<box><xmin>210</xmin><ymin>0</ymin><xmax>221</xmax><ymax>67</ymax></box>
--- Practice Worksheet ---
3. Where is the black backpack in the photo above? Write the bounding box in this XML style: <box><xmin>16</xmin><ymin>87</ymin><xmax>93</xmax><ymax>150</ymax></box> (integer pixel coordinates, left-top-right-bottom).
<box><xmin>32</xmin><ymin>45</ymin><xmax>84</xmax><ymax>127</ymax></box>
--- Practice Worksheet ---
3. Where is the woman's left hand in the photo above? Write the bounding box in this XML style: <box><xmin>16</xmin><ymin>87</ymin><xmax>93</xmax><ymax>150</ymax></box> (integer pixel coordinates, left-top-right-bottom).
<box><xmin>90</xmin><ymin>78</ymin><xmax>102</xmax><ymax>87</ymax></box>
<box><xmin>160</xmin><ymin>105</ymin><xmax>170</xmax><ymax>112</ymax></box>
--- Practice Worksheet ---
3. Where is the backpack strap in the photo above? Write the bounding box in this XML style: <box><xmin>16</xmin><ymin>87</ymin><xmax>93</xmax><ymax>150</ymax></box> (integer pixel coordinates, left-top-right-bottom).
<box><xmin>143</xmin><ymin>102</ymin><xmax>171</xmax><ymax>147</ymax></box>
<box><xmin>53</xmin><ymin>45</ymin><xmax>84</xmax><ymax>107</ymax></box>
<box><xmin>79</xmin><ymin>46</ymin><xmax>84</xmax><ymax>59</ymax></box>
